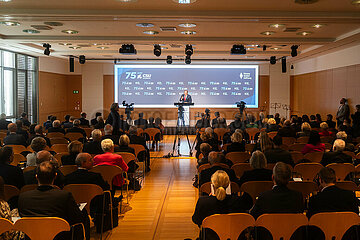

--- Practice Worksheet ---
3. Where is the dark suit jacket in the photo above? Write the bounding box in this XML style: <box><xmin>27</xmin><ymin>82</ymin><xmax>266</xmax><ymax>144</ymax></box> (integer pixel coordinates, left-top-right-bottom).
<box><xmin>321</xmin><ymin>151</ymin><xmax>353</xmax><ymax>166</ymax></box>
<box><xmin>266</xmin><ymin>124</ymin><xmax>280</xmax><ymax>133</ymax></box>
<box><xmin>43</xmin><ymin>120</ymin><xmax>52</xmax><ymax>129</ymax></box>
<box><xmin>192</xmin><ymin>195</ymin><xmax>253</xmax><ymax>227</ymax></box>
<box><xmin>83</xmin><ymin>141</ymin><xmax>104</xmax><ymax>155</ymax></box>
<box><xmin>61</xmin><ymin>153</ymin><xmax>78</xmax><ymax>166</ymax></box>
<box><xmin>250</xmin><ymin>185</ymin><xmax>304</xmax><ymax>219</ymax></box>
<box><xmin>66</xmin><ymin>127</ymin><xmax>87</xmax><ymax>138</ymax></box>
<box><xmin>264</xmin><ymin>148</ymin><xmax>294</xmax><ymax>166</ymax></box>
<box><xmin>16</xmin><ymin>128</ymin><xmax>29</xmax><ymax>141</ymax></box>
<box><xmin>0</xmin><ymin>119</ymin><xmax>11</xmax><ymax>130</ymax></box>
<box><xmin>0</xmin><ymin>163</ymin><xmax>25</xmax><ymax>190</ymax></box>
<box><xmin>179</xmin><ymin>94</ymin><xmax>192</xmax><ymax>104</ymax></box>
<box><xmin>24</xmin><ymin>169</ymin><xmax>65</xmax><ymax>188</ymax></box>
<box><xmin>114</xmin><ymin>146</ymin><xmax>135</xmax><ymax>155</ymax></box>
<box><xmin>307</xmin><ymin>185</ymin><xmax>359</xmax><ymax>218</ymax></box>
<box><xmin>277</xmin><ymin>126</ymin><xmax>296</xmax><ymax>138</ymax></box>
<box><xmin>90</xmin><ymin>118</ymin><xmax>98</xmax><ymax>126</ymax></box>
<box><xmin>47</xmin><ymin>127</ymin><xmax>65</xmax><ymax>134</ymax></box>
<box><xmin>3</xmin><ymin>133</ymin><xmax>27</xmax><ymax>147</ymax></box>
<box><xmin>326</xmin><ymin>120</ymin><xmax>336</xmax><ymax>129</ymax></box>
<box><xmin>239</xmin><ymin>168</ymin><xmax>273</xmax><ymax>186</ymax></box>
<box><xmin>65</xmin><ymin>169</ymin><xmax>109</xmax><ymax>190</ymax></box>
<box><xmin>79</xmin><ymin>118</ymin><xmax>90</xmax><ymax>127</ymax></box>
<box><xmin>18</xmin><ymin>185</ymin><xmax>83</xmax><ymax>226</ymax></box>
<box><xmin>226</xmin><ymin>142</ymin><xmax>245</xmax><ymax>153</ymax></box>
<box><xmin>129</xmin><ymin>134</ymin><xmax>148</xmax><ymax>150</ymax></box>
<box><xmin>199</xmin><ymin>165</ymin><xmax>238</xmax><ymax>187</ymax></box>
<box><xmin>102</xmin><ymin>134</ymin><xmax>120</xmax><ymax>145</ymax></box>
<box><xmin>134</xmin><ymin>118</ymin><xmax>148</xmax><ymax>128</ymax></box>
<box><xmin>27</xmin><ymin>134</ymin><xmax>51</xmax><ymax>147</ymax></box>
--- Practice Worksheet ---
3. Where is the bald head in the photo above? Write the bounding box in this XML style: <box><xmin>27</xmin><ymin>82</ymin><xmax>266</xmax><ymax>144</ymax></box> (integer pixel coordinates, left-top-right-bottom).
<box><xmin>7</xmin><ymin>123</ymin><xmax>17</xmax><ymax>133</ymax></box>
<box><xmin>36</xmin><ymin>150</ymin><xmax>52</xmax><ymax>165</ymax></box>
<box><xmin>34</xmin><ymin>124</ymin><xmax>44</xmax><ymax>134</ymax></box>
<box><xmin>75</xmin><ymin>153</ymin><xmax>93</xmax><ymax>170</ymax></box>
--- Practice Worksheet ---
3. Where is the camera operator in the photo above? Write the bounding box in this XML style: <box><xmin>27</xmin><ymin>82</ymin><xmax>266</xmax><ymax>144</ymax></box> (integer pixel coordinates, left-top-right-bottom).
<box><xmin>195</xmin><ymin>112</ymin><xmax>211</xmax><ymax>129</ymax></box>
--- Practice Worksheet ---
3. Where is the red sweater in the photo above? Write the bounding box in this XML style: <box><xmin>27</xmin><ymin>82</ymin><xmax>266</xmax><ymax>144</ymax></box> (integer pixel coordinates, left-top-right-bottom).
<box><xmin>301</xmin><ymin>143</ymin><xmax>325</xmax><ymax>155</ymax></box>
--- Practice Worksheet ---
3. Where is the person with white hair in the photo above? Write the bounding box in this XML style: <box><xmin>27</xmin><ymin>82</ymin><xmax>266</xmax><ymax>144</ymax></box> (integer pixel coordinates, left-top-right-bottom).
<box><xmin>83</xmin><ymin>129</ymin><xmax>104</xmax><ymax>155</ymax></box>
<box><xmin>47</xmin><ymin>119</ymin><xmax>65</xmax><ymax>134</ymax></box>
<box><xmin>321</xmin><ymin>139</ymin><xmax>353</xmax><ymax>166</ymax></box>
<box><xmin>336</xmin><ymin>131</ymin><xmax>355</xmax><ymax>152</ymax></box>
<box><xmin>102</xmin><ymin>124</ymin><xmax>120</xmax><ymax>144</ymax></box>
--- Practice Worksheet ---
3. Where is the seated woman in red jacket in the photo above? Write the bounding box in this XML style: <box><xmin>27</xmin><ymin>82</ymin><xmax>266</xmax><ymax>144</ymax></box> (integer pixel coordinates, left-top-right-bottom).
<box><xmin>318</xmin><ymin>122</ymin><xmax>333</xmax><ymax>137</ymax></box>
<box><xmin>301</xmin><ymin>130</ymin><xmax>325</xmax><ymax>154</ymax></box>
<box><xmin>93</xmin><ymin>139</ymin><xmax>128</xmax><ymax>187</ymax></box>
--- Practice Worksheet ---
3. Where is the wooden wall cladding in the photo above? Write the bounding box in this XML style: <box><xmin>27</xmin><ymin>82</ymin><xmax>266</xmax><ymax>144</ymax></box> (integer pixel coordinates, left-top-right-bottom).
<box><xmin>291</xmin><ymin>64</ymin><xmax>360</xmax><ymax>119</ymax></box>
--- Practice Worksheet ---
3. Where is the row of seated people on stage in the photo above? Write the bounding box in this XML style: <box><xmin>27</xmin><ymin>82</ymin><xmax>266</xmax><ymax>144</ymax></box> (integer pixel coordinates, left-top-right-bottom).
<box><xmin>192</xmin><ymin>160</ymin><xmax>359</xmax><ymax>240</ymax></box>
<box><xmin>0</xmin><ymin>134</ymin><xmax>147</xmax><ymax>239</ymax></box>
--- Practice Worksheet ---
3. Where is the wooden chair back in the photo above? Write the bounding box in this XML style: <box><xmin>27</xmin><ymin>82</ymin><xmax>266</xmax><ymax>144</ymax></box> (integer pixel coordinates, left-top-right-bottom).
<box><xmin>221</xmin><ymin>143</ymin><xmax>231</xmax><ymax>152</ymax></box>
<box><xmin>20</xmin><ymin>184</ymin><xmax>38</xmax><ymax>193</ymax></box>
<box><xmin>4</xmin><ymin>184</ymin><xmax>20</xmax><ymax>201</ymax></box>
<box><xmin>128</xmin><ymin>144</ymin><xmax>146</xmax><ymax>158</ymax></box>
<box><xmin>231</xmin><ymin>163</ymin><xmax>252</xmax><ymax>178</ymax></box>
<box><xmin>59</xmin><ymin>165</ymin><xmax>78</xmax><ymax>176</ymax></box>
<box><xmin>291</xmin><ymin>151</ymin><xmax>304</xmax><ymax>165</ymax></box>
<box><xmin>65</xmin><ymin>132</ymin><xmax>84</xmax><ymax>141</ymax></box>
<box><xmin>214</xmin><ymin>128</ymin><xmax>230</xmax><ymax>141</ymax></box>
<box><xmin>64</xmin><ymin>184</ymin><xmax>104</xmax><ymax>212</ymax></box>
<box><xmin>296</xmin><ymin>136</ymin><xmax>309</xmax><ymax>144</ymax></box>
<box><xmin>245</xmin><ymin>143</ymin><xmax>256</xmax><ymax>153</ymax></box>
<box><xmin>240</xmin><ymin>181</ymin><xmax>274</xmax><ymax>203</ymax></box>
<box><xmin>287</xmin><ymin>181</ymin><xmax>318</xmax><ymax>201</ymax></box>
<box><xmin>282</xmin><ymin>137</ymin><xmax>296</xmax><ymax>146</ymax></box>
<box><xmin>50</xmin><ymin>137</ymin><xmax>69</xmax><ymax>145</ymax></box>
<box><xmin>198</xmin><ymin>163</ymin><xmax>211</xmax><ymax>173</ymax></box>
<box><xmin>115</xmin><ymin>152</ymin><xmax>136</xmax><ymax>165</ymax></box>
<box><xmin>15</xmin><ymin>217</ymin><xmax>70</xmax><ymax>240</ymax></box>
<box><xmin>293</xmin><ymin>163</ymin><xmax>323</xmax><ymax>181</ymax></box>
<box><xmin>267</xmin><ymin>131</ymin><xmax>277</xmax><ymax>139</ymax></box>
<box><xmin>265</xmin><ymin>163</ymin><xmax>276</xmax><ymax>171</ymax></box>
<box><xmin>90</xmin><ymin>165</ymin><xmax>123</xmax><ymax>190</ymax></box>
<box><xmin>309</xmin><ymin>212</ymin><xmax>360</xmax><ymax>240</ymax></box>
<box><xmin>136</xmin><ymin>128</ymin><xmax>144</xmax><ymax>136</ymax></box>
<box><xmin>51</xmin><ymin>144</ymin><xmax>69</xmax><ymax>153</ymax></box>
<box><xmin>320</xmin><ymin>136</ymin><xmax>333</xmax><ymax>143</ymax></box>
<box><xmin>23</xmin><ymin>166</ymin><xmax>36</xmax><ymax>173</ymax></box>
<box><xmin>143</xmin><ymin>128</ymin><xmax>160</xmax><ymax>141</ymax></box>
<box><xmin>0</xmin><ymin>218</ymin><xmax>13</xmax><ymax>235</ymax></box>
<box><xmin>289</xmin><ymin>143</ymin><xmax>306</xmax><ymax>152</ymax></box>
<box><xmin>12</xmin><ymin>153</ymin><xmax>26</xmax><ymax>166</ymax></box>
<box><xmin>82</xmin><ymin>128</ymin><xmax>93</xmax><ymax>138</ymax></box>
<box><xmin>199</xmin><ymin>182</ymin><xmax>240</xmax><ymax>195</ymax></box>
<box><xmin>6</xmin><ymin>145</ymin><xmax>27</xmax><ymax>154</ymax></box>
<box><xmin>246</xmin><ymin>128</ymin><xmax>260</xmax><ymax>141</ymax></box>
<box><xmin>343</xmin><ymin>151</ymin><xmax>355</xmax><ymax>160</ymax></box>
<box><xmin>225</xmin><ymin>152</ymin><xmax>251</xmax><ymax>164</ymax></box>
<box><xmin>256</xmin><ymin>214</ymin><xmax>308</xmax><ymax>240</ymax></box>
<box><xmin>326</xmin><ymin>163</ymin><xmax>355</xmax><ymax>181</ymax></box>
<box><xmin>335</xmin><ymin>181</ymin><xmax>359</xmax><ymax>192</ymax></box>
<box><xmin>304</xmin><ymin>152</ymin><xmax>324</xmax><ymax>163</ymax></box>
<box><xmin>202</xmin><ymin>213</ymin><xmax>255</xmax><ymax>240</ymax></box>
<box><xmin>46</xmin><ymin>132</ymin><xmax>65</xmax><ymax>139</ymax></box>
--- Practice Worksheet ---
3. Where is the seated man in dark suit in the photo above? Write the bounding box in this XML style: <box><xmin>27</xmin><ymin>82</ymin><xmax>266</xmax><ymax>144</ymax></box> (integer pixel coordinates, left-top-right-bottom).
<box><xmin>90</xmin><ymin>112</ymin><xmax>102</xmax><ymax>126</ymax></box>
<box><xmin>102</xmin><ymin>124</ymin><xmax>120</xmax><ymax>145</ymax></box>
<box><xmin>62</xmin><ymin>115</ymin><xmax>73</xmax><ymax>129</ymax></box>
<box><xmin>226</xmin><ymin>131</ymin><xmax>245</xmax><ymax>153</ymax></box>
<box><xmin>79</xmin><ymin>112</ymin><xmax>90</xmax><ymax>127</ymax></box>
<box><xmin>43</xmin><ymin>115</ymin><xmax>53</xmax><ymax>130</ymax></box>
<box><xmin>66</xmin><ymin>119</ymin><xmax>87</xmax><ymax>139</ymax></box>
<box><xmin>18</xmin><ymin>112</ymin><xmax>31</xmax><ymax>128</ymax></box>
<box><xmin>47</xmin><ymin>120</ymin><xmax>66</xmax><ymax>134</ymax></box>
<box><xmin>239</xmin><ymin>151</ymin><xmax>273</xmax><ymax>186</ymax></box>
<box><xmin>134</xmin><ymin>113</ymin><xmax>148</xmax><ymax>129</ymax></box>
<box><xmin>24</xmin><ymin>150</ymin><xmax>65</xmax><ymax>188</ymax></box>
<box><xmin>321</xmin><ymin>139</ymin><xmax>353</xmax><ymax>166</ymax></box>
<box><xmin>15</xmin><ymin>119</ymin><xmax>29</xmax><ymax>141</ymax></box>
<box><xmin>199</xmin><ymin>151</ymin><xmax>238</xmax><ymax>187</ymax></box>
<box><xmin>326</xmin><ymin>114</ymin><xmax>336</xmax><ymax>129</ymax></box>
<box><xmin>250</xmin><ymin>162</ymin><xmax>304</xmax><ymax>219</ymax></box>
<box><xmin>83</xmin><ymin>129</ymin><xmax>104</xmax><ymax>155</ymax></box>
<box><xmin>128</xmin><ymin>126</ymin><xmax>150</xmax><ymax>172</ymax></box>
<box><xmin>65</xmin><ymin>153</ymin><xmax>109</xmax><ymax>190</ymax></box>
<box><xmin>3</xmin><ymin>123</ymin><xmax>27</xmax><ymax>147</ymax></box>
<box><xmin>19</xmin><ymin>161</ymin><xmax>90</xmax><ymax>240</ymax></box>
<box><xmin>27</xmin><ymin>124</ymin><xmax>51</xmax><ymax>147</ymax></box>
<box><xmin>0</xmin><ymin>113</ymin><xmax>11</xmax><ymax>130</ymax></box>
<box><xmin>211</xmin><ymin>112</ymin><xmax>220</xmax><ymax>128</ymax></box>
<box><xmin>307</xmin><ymin>167</ymin><xmax>359</xmax><ymax>218</ymax></box>
<box><xmin>0</xmin><ymin>146</ymin><xmax>25</xmax><ymax>190</ymax></box>
<box><xmin>264</xmin><ymin>135</ymin><xmax>294</xmax><ymax>166</ymax></box>
<box><xmin>277</xmin><ymin>120</ymin><xmax>296</xmax><ymax>138</ymax></box>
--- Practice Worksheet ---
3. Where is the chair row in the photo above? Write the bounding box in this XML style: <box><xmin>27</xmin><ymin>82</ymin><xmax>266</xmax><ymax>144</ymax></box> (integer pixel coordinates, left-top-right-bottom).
<box><xmin>202</xmin><ymin>212</ymin><xmax>360</xmax><ymax>240</ymax></box>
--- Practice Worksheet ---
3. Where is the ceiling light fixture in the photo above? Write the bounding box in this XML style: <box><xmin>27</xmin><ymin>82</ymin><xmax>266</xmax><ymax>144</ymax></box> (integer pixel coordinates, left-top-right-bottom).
<box><xmin>173</xmin><ymin>0</ymin><xmax>197</xmax><ymax>4</ymax></box>
<box><xmin>79</xmin><ymin>55</ymin><xmax>86</xmax><ymax>64</ymax></box>
<box><xmin>185</xmin><ymin>44</ymin><xmax>193</xmax><ymax>56</ymax></box>
<box><xmin>263</xmin><ymin>45</ymin><xmax>267</xmax><ymax>51</ymax></box>
<box><xmin>61</xmin><ymin>30</ymin><xmax>79</xmax><ymax>34</ymax></box>
<box><xmin>97</xmin><ymin>46</ymin><xmax>109</xmax><ymax>50</ymax></box>
<box><xmin>181</xmin><ymin>30</ymin><xmax>196</xmax><ymax>35</ymax></box>
<box><xmin>246</xmin><ymin>47</ymin><xmax>254</xmax><ymax>50</ymax></box>
<box><xmin>271</xmin><ymin>47</ymin><xmax>279</xmax><ymax>50</ymax></box>
<box><xmin>23</xmin><ymin>29</ymin><xmax>40</xmax><ymax>34</ymax></box>
<box><xmin>43</xmin><ymin>43</ymin><xmax>51</xmax><ymax>56</ymax></box>
<box><xmin>0</xmin><ymin>0</ymin><xmax>12</xmax><ymax>2</ymax></box>
<box><xmin>69</xmin><ymin>46</ymin><xmax>81</xmax><ymax>49</ymax></box>
<box><xmin>154</xmin><ymin>44</ymin><xmax>161</xmax><ymax>57</ymax></box>
<box><xmin>59</xmin><ymin>43</ymin><xmax>72</xmax><ymax>46</ymax></box>
<box><xmin>312</xmin><ymin>24</ymin><xmax>325</xmax><ymax>28</ymax></box>
<box><xmin>178</xmin><ymin>23</ymin><xmax>197</xmax><ymax>28</ymax></box>
<box><xmin>231</xmin><ymin>45</ymin><xmax>246</xmax><ymax>55</ymax></box>
<box><xmin>294</xmin><ymin>0</ymin><xmax>318</xmax><ymax>4</ymax></box>
<box><xmin>270</xmin><ymin>56</ymin><xmax>277</xmax><ymax>65</ymax></box>
<box><xmin>44</xmin><ymin>22</ymin><xmax>63</xmax><ymax>26</ymax></box>
<box><xmin>269</xmin><ymin>24</ymin><xmax>286</xmax><ymax>28</ymax></box>
<box><xmin>297</xmin><ymin>31</ymin><xmax>312</xmax><ymax>36</ymax></box>
<box><xmin>116</xmin><ymin>0</ymin><xmax>138</xmax><ymax>2</ymax></box>
<box><xmin>167</xmin><ymin>55</ymin><xmax>173</xmax><ymax>64</ymax></box>
<box><xmin>291</xmin><ymin>45</ymin><xmax>299</xmax><ymax>57</ymax></box>
<box><xmin>0</xmin><ymin>21</ymin><xmax>19</xmax><ymax>26</ymax></box>
<box><xmin>136</xmin><ymin>23</ymin><xmax>154</xmax><ymax>27</ymax></box>
<box><xmin>143</xmin><ymin>30</ymin><xmax>159</xmax><ymax>35</ymax></box>
<box><xmin>260</xmin><ymin>31</ymin><xmax>275</xmax><ymax>36</ymax></box>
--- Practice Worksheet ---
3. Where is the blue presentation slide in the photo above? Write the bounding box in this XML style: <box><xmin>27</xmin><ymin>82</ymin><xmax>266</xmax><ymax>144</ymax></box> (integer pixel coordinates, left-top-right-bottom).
<box><xmin>114</xmin><ymin>65</ymin><xmax>258</xmax><ymax>108</ymax></box>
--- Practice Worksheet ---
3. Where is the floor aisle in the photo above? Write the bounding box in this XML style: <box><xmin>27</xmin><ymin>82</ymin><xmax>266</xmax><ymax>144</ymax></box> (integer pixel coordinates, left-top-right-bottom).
<box><xmin>109</xmin><ymin>135</ymin><xmax>199</xmax><ymax>240</ymax></box>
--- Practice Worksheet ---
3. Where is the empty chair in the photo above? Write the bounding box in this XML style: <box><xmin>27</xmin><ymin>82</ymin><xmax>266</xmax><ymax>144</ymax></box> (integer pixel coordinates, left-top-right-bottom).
<box><xmin>46</xmin><ymin>132</ymin><xmax>65</xmax><ymax>139</ymax></box>
<box><xmin>290</xmin><ymin>151</ymin><xmax>304</xmax><ymax>165</ymax></box>
<box><xmin>326</xmin><ymin>163</ymin><xmax>355</xmax><ymax>181</ymax></box>
<box><xmin>294</xmin><ymin>163</ymin><xmax>323</xmax><ymax>181</ymax></box>
<box><xmin>143</xmin><ymin>128</ymin><xmax>161</xmax><ymax>146</ymax></box>
<box><xmin>255</xmin><ymin>214</ymin><xmax>308</xmax><ymax>240</ymax></box>
<box><xmin>202</xmin><ymin>213</ymin><xmax>255</xmax><ymax>240</ymax></box>
<box><xmin>296</xmin><ymin>136</ymin><xmax>309</xmax><ymax>144</ymax></box>
<box><xmin>309</xmin><ymin>212</ymin><xmax>360</xmax><ymax>240</ymax></box>
<box><xmin>246</xmin><ymin>128</ymin><xmax>260</xmax><ymax>141</ymax></box>
<box><xmin>282</xmin><ymin>137</ymin><xmax>296</xmax><ymax>146</ymax></box>
<box><xmin>50</xmin><ymin>137</ymin><xmax>69</xmax><ymax>145</ymax></box>
<box><xmin>6</xmin><ymin>145</ymin><xmax>27</xmax><ymax>154</ymax></box>
<box><xmin>231</xmin><ymin>163</ymin><xmax>252</xmax><ymax>178</ymax></box>
<box><xmin>240</xmin><ymin>181</ymin><xmax>274</xmax><ymax>203</ymax></box>
<box><xmin>59</xmin><ymin>165</ymin><xmax>78</xmax><ymax>176</ymax></box>
<box><xmin>65</xmin><ymin>132</ymin><xmax>84</xmax><ymax>142</ymax></box>
<box><xmin>115</xmin><ymin>152</ymin><xmax>137</xmax><ymax>165</ymax></box>
<box><xmin>304</xmin><ymin>152</ymin><xmax>324</xmax><ymax>163</ymax></box>
<box><xmin>267</xmin><ymin>131</ymin><xmax>277</xmax><ymax>139</ymax></box>
<box><xmin>11</xmin><ymin>153</ymin><xmax>26</xmax><ymax>166</ymax></box>
<box><xmin>214</xmin><ymin>128</ymin><xmax>230</xmax><ymax>142</ymax></box>
<box><xmin>51</xmin><ymin>144</ymin><xmax>68</xmax><ymax>153</ymax></box>
<box><xmin>289</xmin><ymin>143</ymin><xmax>306</xmax><ymax>152</ymax></box>
<box><xmin>287</xmin><ymin>181</ymin><xmax>318</xmax><ymax>201</ymax></box>
<box><xmin>225</xmin><ymin>152</ymin><xmax>251</xmax><ymax>164</ymax></box>
<box><xmin>199</xmin><ymin>182</ymin><xmax>240</xmax><ymax>195</ymax></box>
<box><xmin>335</xmin><ymin>181</ymin><xmax>359</xmax><ymax>192</ymax></box>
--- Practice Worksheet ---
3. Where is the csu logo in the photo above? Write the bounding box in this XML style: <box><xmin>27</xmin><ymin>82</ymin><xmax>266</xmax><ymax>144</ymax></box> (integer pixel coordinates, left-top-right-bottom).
<box><xmin>239</xmin><ymin>73</ymin><xmax>244</xmax><ymax>79</ymax></box>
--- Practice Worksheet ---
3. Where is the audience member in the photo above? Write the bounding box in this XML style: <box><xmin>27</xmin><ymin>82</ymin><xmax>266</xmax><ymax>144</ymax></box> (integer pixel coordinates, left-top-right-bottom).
<box><xmin>266</xmin><ymin>118</ymin><xmax>279</xmax><ymax>133</ymax></box>
<box><xmin>102</xmin><ymin>124</ymin><xmax>120</xmax><ymax>144</ymax></box>
<box><xmin>339</xmin><ymin>119</ymin><xmax>354</xmax><ymax>138</ymax></box>
<box><xmin>65</xmin><ymin>119</ymin><xmax>87</xmax><ymax>139</ymax></box>
<box><xmin>274</xmin><ymin>113</ymin><xmax>281</xmax><ymax>125</ymax></box>
<box><xmin>297</xmin><ymin>122</ymin><xmax>311</xmax><ymax>138</ymax></box>
<box><xmin>195</xmin><ymin>130</ymin><xmax>219</xmax><ymax>159</ymax></box>
<box><xmin>239</xmin><ymin>151</ymin><xmax>273</xmax><ymax>186</ymax></box>
<box><xmin>19</xmin><ymin>112</ymin><xmax>31</xmax><ymax>127</ymax></box>
<box><xmin>336</xmin><ymin>98</ymin><xmax>350</xmax><ymax>127</ymax></box>
<box><xmin>226</xmin><ymin>132</ymin><xmax>245</xmax><ymax>153</ymax></box>
<box><xmin>198</xmin><ymin>152</ymin><xmax>238</xmax><ymax>187</ymax></box>
<box><xmin>319</xmin><ymin>122</ymin><xmax>333</xmax><ymax>137</ymax></box>
<box><xmin>229</xmin><ymin>113</ymin><xmax>243</xmax><ymax>133</ymax></box>
<box><xmin>0</xmin><ymin>146</ymin><xmax>25</xmax><ymax>190</ymax></box>
<box><xmin>211</xmin><ymin>112</ymin><xmax>220</xmax><ymax>128</ymax></box>
<box><xmin>214</xmin><ymin>117</ymin><xmax>227</xmax><ymax>129</ymax></box>
<box><xmin>26</xmin><ymin>137</ymin><xmax>47</xmax><ymax>167</ymax></box>
<box><xmin>301</xmin><ymin>130</ymin><xmax>325</xmax><ymax>154</ymax></box>
<box><xmin>245</xmin><ymin>114</ymin><xmax>258</xmax><ymax>129</ymax></box>
<box><xmin>94</xmin><ymin>116</ymin><xmax>105</xmax><ymax>129</ymax></box>
<box><xmin>91</xmin><ymin>112</ymin><xmax>102</xmax><ymax>126</ymax></box>
<box><xmin>0</xmin><ymin>113</ymin><xmax>11</xmax><ymax>130</ymax></box>
<box><xmin>351</xmin><ymin>104</ymin><xmax>360</xmax><ymax>137</ymax></box>
<box><xmin>256</xmin><ymin>112</ymin><xmax>266</xmax><ymax>129</ymax></box>
<box><xmin>128</xmin><ymin>126</ymin><xmax>150</xmax><ymax>172</ymax></box>
<box><xmin>115</xmin><ymin>134</ymin><xmax>135</xmax><ymax>154</ymax></box>
<box><xmin>309</xmin><ymin>115</ymin><xmax>320</xmax><ymax>128</ymax></box>
<box><xmin>83</xmin><ymin>129</ymin><xmax>104</xmax><ymax>155</ymax></box>
<box><xmin>326</xmin><ymin>114</ymin><xmax>336</xmax><ymax>129</ymax></box>
<box><xmin>3</xmin><ymin>123</ymin><xmax>27</xmax><ymax>147</ymax></box>
<box><xmin>277</xmin><ymin>120</ymin><xmax>296</xmax><ymax>138</ymax></box>
<box><xmin>62</xmin><ymin>140</ymin><xmax>83</xmax><ymax>165</ymax></box>
<box><xmin>79</xmin><ymin>112</ymin><xmax>90</xmax><ymax>127</ymax></box>
<box><xmin>195</xmin><ymin>113</ymin><xmax>211</xmax><ymax>129</ymax></box>
<box><xmin>93</xmin><ymin>139</ymin><xmax>129</xmax><ymax>188</ymax></box>
<box><xmin>307</xmin><ymin>167</ymin><xmax>358</xmax><ymax>218</ymax></box>
<box><xmin>134</xmin><ymin>113</ymin><xmax>148</xmax><ymax>129</ymax></box>
<box><xmin>19</xmin><ymin>161</ymin><xmax>89</xmax><ymax>239</ymax></box>
<box><xmin>15</xmin><ymin>119</ymin><xmax>29</xmax><ymax>141</ymax></box>
<box><xmin>119</xmin><ymin>115</ymin><xmax>129</xmax><ymax>132</ymax></box>
<box><xmin>27</xmin><ymin>124</ymin><xmax>51</xmax><ymax>147</ymax></box>
<box><xmin>47</xmin><ymin>119</ymin><xmax>65</xmax><ymax>134</ymax></box>
<box><xmin>336</xmin><ymin>131</ymin><xmax>355</xmax><ymax>152</ymax></box>
<box><xmin>250</xmin><ymin>162</ymin><xmax>304</xmax><ymax>219</ymax></box>
<box><xmin>321</xmin><ymin>139</ymin><xmax>353</xmax><ymax>166</ymax></box>
<box><xmin>43</xmin><ymin>115</ymin><xmax>53</xmax><ymax>129</ymax></box>
<box><xmin>197</xmin><ymin>143</ymin><xmax>212</xmax><ymax>167</ymax></box>
<box><xmin>264</xmin><ymin>135</ymin><xmax>294</xmax><ymax>166</ymax></box>
<box><xmin>258</xmin><ymin>131</ymin><xmax>274</xmax><ymax>153</ymax></box>
<box><xmin>62</xmin><ymin>115</ymin><xmax>73</xmax><ymax>129</ymax></box>
<box><xmin>315</xmin><ymin>114</ymin><xmax>322</xmax><ymax>124</ymax></box>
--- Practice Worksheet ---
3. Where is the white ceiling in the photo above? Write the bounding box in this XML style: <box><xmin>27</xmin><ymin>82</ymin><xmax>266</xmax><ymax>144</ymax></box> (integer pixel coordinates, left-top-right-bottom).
<box><xmin>0</xmin><ymin>0</ymin><xmax>359</xmax><ymax>62</ymax></box>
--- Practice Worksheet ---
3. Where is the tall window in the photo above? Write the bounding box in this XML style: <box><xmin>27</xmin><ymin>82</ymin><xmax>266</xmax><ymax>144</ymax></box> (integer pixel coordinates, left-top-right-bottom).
<box><xmin>0</xmin><ymin>50</ymin><xmax>38</xmax><ymax>123</ymax></box>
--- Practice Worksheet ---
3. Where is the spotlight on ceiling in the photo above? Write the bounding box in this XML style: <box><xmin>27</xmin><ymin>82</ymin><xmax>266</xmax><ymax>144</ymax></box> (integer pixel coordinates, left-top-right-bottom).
<box><xmin>154</xmin><ymin>44</ymin><xmax>161</xmax><ymax>57</ymax></box>
<box><xmin>270</xmin><ymin>56</ymin><xmax>277</xmax><ymax>65</ymax></box>
<box><xmin>43</xmin><ymin>43</ymin><xmax>51</xmax><ymax>56</ymax></box>
<box><xmin>291</xmin><ymin>45</ymin><xmax>298</xmax><ymax>57</ymax></box>
<box><xmin>185</xmin><ymin>55</ymin><xmax>191</xmax><ymax>64</ymax></box>
<box><xmin>166</xmin><ymin>55</ymin><xmax>173</xmax><ymax>64</ymax></box>
<box><xmin>185</xmin><ymin>44</ymin><xmax>193</xmax><ymax>56</ymax></box>
<box><xmin>119</xmin><ymin>44</ymin><xmax>137</xmax><ymax>55</ymax></box>
<box><xmin>291</xmin><ymin>64</ymin><xmax>294</xmax><ymax>70</ymax></box>
<box><xmin>79</xmin><ymin>55</ymin><xmax>86</xmax><ymax>64</ymax></box>
<box><xmin>230</xmin><ymin>44</ymin><xmax>246</xmax><ymax>55</ymax></box>
<box><xmin>263</xmin><ymin>45</ymin><xmax>267</xmax><ymax>51</ymax></box>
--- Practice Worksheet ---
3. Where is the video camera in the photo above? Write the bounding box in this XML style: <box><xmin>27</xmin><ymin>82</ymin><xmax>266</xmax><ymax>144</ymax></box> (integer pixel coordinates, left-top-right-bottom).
<box><xmin>122</xmin><ymin>100</ymin><xmax>134</xmax><ymax>116</ymax></box>
<box><xmin>236</xmin><ymin>101</ymin><xmax>246</xmax><ymax>114</ymax></box>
